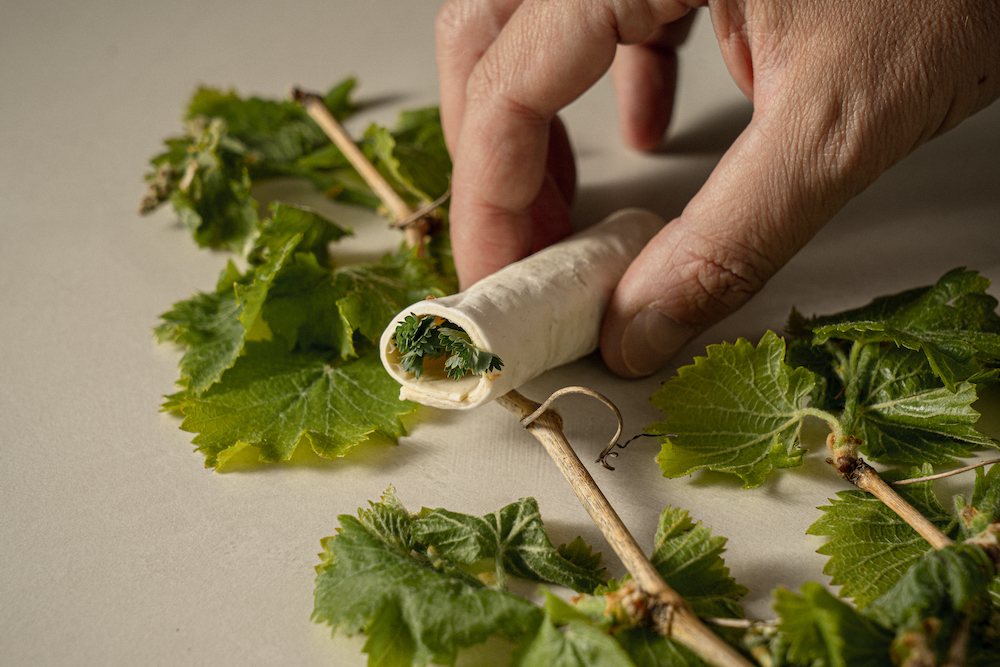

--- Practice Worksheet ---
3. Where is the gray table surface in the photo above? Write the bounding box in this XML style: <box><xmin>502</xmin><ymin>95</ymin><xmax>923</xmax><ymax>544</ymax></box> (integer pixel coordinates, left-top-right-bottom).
<box><xmin>3</xmin><ymin>1</ymin><xmax>999</xmax><ymax>665</ymax></box>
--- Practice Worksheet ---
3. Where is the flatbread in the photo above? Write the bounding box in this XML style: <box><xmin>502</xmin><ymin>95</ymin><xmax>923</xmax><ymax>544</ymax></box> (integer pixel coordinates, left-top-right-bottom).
<box><xmin>379</xmin><ymin>208</ymin><xmax>665</xmax><ymax>408</ymax></box>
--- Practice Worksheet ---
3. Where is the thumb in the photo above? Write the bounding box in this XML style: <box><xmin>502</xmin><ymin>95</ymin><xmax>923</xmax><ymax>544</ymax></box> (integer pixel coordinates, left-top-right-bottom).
<box><xmin>601</xmin><ymin>102</ymin><xmax>881</xmax><ymax>378</ymax></box>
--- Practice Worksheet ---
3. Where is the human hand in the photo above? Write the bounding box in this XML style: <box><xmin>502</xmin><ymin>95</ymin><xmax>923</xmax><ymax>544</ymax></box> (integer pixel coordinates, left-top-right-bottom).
<box><xmin>436</xmin><ymin>0</ymin><xmax>1000</xmax><ymax>377</ymax></box>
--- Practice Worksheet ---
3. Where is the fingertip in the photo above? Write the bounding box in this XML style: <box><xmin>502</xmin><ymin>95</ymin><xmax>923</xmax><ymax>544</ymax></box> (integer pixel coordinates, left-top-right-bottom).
<box><xmin>612</xmin><ymin>44</ymin><xmax>678</xmax><ymax>152</ymax></box>
<box><xmin>601</xmin><ymin>301</ymin><xmax>699</xmax><ymax>378</ymax></box>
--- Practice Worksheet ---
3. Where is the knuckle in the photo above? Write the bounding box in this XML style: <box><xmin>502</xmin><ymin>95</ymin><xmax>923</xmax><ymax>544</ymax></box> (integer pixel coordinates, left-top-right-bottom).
<box><xmin>668</xmin><ymin>233</ymin><xmax>772</xmax><ymax>327</ymax></box>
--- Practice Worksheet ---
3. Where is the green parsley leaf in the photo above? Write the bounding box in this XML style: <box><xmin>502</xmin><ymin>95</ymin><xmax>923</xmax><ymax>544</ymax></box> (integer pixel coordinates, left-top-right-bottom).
<box><xmin>412</xmin><ymin>497</ymin><xmax>606</xmax><ymax>594</ymax></box>
<box><xmin>805</xmin><ymin>268</ymin><xmax>1000</xmax><ymax>390</ymax></box>
<box><xmin>392</xmin><ymin>315</ymin><xmax>503</xmax><ymax>380</ymax></box>
<box><xmin>651</xmin><ymin>331</ymin><xmax>816</xmax><ymax>488</ymax></box>
<box><xmin>313</xmin><ymin>490</ymin><xmax>543</xmax><ymax>667</ymax></box>
<box><xmin>773</xmin><ymin>583</ymin><xmax>894</xmax><ymax>667</ymax></box>
<box><xmin>169</xmin><ymin>342</ymin><xmax>415</xmax><ymax>467</ymax></box>
<box><xmin>807</xmin><ymin>466</ymin><xmax>956</xmax><ymax>607</ymax></box>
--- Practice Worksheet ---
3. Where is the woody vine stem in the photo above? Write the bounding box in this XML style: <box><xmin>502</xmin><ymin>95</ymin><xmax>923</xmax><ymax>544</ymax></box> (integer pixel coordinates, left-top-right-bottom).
<box><xmin>293</xmin><ymin>90</ymin><xmax>754</xmax><ymax>667</ymax></box>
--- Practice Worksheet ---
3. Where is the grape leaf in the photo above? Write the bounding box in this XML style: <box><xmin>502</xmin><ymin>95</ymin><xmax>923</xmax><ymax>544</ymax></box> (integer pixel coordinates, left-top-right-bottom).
<box><xmin>367</xmin><ymin>107</ymin><xmax>451</xmax><ymax>206</ymax></box>
<box><xmin>867</xmin><ymin>544</ymin><xmax>996</xmax><ymax>628</ymax></box>
<box><xmin>336</xmin><ymin>249</ymin><xmax>456</xmax><ymax>344</ymax></box>
<box><xmin>868</xmin><ymin>544</ymin><xmax>1000</xmax><ymax>666</ymax></box>
<box><xmin>572</xmin><ymin>505</ymin><xmax>745</xmax><ymax>667</ymax></box>
<box><xmin>168</xmin><ymin>342</ymin><xmax>415</xmax><ymax>467</ymax></box>
<box><xmin>314</xmin><ymin>490</ymin><xmax>750</xmax><ymax>667</ymax></box>
<box><xmin>557</xmin><ymin>537</ymin><xmax>603</xmax><ymax>573</ymax></box>
<box><xmin>412</xmin><ymin>497</ymin><xmax>605</xmax><ymax>594</ymax></box>
<box><xmin>511</xmin><ymin>611</ymin><xmax>634</xmax><ymax>667</ymax></box>
<box><xmin>142</xmin><ymin>79</ymin><xmax>371</xmax><ymax>250</ymax></box>
<box><xmin>807</xmin><ymin>466</ymin><xmax>957</xmax><ymax>607</ymax></box>
<box><xmin>649</xmin><ymin>506</ymin><xmax>748</xmax><ymax>619</ymax></box>
<box><xmin>806</xmin><ymin>268</ymin><xmax>1000</xmax><ymax>390</ymax></box>
<box><xmin>150</xmin><ymin>85</ymin><xmax>463</xmax><ymax>467</ymax></box>
<box><xmin>773</xmin><ymin>583</ymin><xmax>894</xmax><ymax>667</ymax></box>
<box><xmin>158</xmin><ymin>117</ymin><xmax>261</xmax><ymax>251</ymax></box>
<box><xmin>842</xmin><ymin>345</ymin><xmax>996</xmax><ymax>464</ymax></box>
<box><xmin>356</xmin><ymin>486</ymin><xmax>414</xmax><ymax>554</ymax></box>
<box><xmin>604</xmin><ymin>505</ymin><xmax>746</xmax><ymax>667</ymax></box>
<box><xmin>313</xmin><ymin>490</ymin><xmax>543</xmax><ymax>667</ymax></box>
<box><xmin>961</xmin><ymin>462</ymin><xmax>1000</xmax><ymax>538</ymax></box>
<box><xmin>784</xmin><ymin>336</ymin><xmax>846</xmax><ymax>412</ymax></box>
<box><xmin>155</xmin><ymin>284</ymin><xmax>245</xmax><ymax>395</ymax></box>
<box><xmin>240</xmin><ymin>249</ymin><xmax>356</xmax><ymax>357</ymax></box>
<box><xmin>247</xmin><ymin>202</ymin><xmax>350</xmax><ymax>269</ymax></box>
<box><xmin>156</xmin><ymin>205</ymin><xmax>356</xmax><ymax>395</ymax></box>
<box><xmin>651</xmin><ymin>331</ymin><xmax>816</xmax><ymax>488</ymax></box>
<box><xmin>185</xmin><ymin>80</ymin><xmax>355</xmax><ymax>170</ymax></box>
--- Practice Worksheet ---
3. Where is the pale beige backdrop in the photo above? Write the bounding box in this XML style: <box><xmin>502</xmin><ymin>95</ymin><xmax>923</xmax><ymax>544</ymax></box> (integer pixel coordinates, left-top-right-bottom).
<box><xmin>2</xmin><ymin>1</ymin><xmax>999</xmax><ymax>665</ymax></box>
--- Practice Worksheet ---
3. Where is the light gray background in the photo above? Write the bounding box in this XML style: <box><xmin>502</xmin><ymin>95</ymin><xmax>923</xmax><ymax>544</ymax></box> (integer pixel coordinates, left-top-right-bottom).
<box><xmin>2</xmin><ymin>1</ymin><xmax>999</xmax><ymax>665</ymax></box>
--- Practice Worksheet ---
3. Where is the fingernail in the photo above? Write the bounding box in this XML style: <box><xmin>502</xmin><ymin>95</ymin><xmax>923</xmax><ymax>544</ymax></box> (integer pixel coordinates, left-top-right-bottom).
<box><xmin>621</xmin><ymin>307</ymin><xmax>692</xmax><ymax>377</ymax></box>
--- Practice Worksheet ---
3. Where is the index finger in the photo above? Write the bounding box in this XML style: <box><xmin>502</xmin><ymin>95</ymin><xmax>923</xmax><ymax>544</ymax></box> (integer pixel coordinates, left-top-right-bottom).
<box><xmin>449</xmin><ymin>0</ymin><xmax>700</xmax><ymax>285</ymax></box>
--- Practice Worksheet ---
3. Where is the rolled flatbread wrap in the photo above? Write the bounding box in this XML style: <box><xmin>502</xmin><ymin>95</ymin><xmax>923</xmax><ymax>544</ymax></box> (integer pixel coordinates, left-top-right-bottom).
<box><xmin>379</xmin><ymin>208</ymin><xmax>665</xmax><ymax>409</ymax></box>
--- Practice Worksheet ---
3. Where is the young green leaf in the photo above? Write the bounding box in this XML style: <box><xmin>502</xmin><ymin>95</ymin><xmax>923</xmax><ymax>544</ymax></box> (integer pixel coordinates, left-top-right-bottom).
<box><xmin>867</xmin><ymin>544</ymin><xmax>996</xmax><ymax>628</ymax></box>
<box><xmin>158</xmin><ymin>117</ymin><xmax>261</xmax><ymax>251</ymax></box>
<box><xmin>356</xmin><ymin>486</ymin><xmax>414</xmax><ymax>554</ymax></box>
<box><xmin>242</xmin><ymin>250</ymin><xmax>356</xmax><ymax>357</ymax></box>
<box><xmin>807</xmin><ymin>466</ymin><xmax>957</xmax><ymax>607</ymax></box>
<box><xmin>367</xmin><ymin>107</ymin><xmax>452</xmax><ymax>206</ymax></box>
<box><xmin>155</xmin><ymin>285</ymin><xmax>246</xmax><ymax>395</ymax></box>
<box><xmin>313</xmin><ymin>490</ymin><xmax>751</xmax><ymax>667</ymax></box>
<box><xmin>511</xmin><ymin>611</ymin><xmax>635</xmax><ymax>667</ymax></box>
<box><xmin>651</xmin><ymin>331</ymin><xmax>818</xmax><ymax>488</ymax></box>
<box><xmin>962</xmin><ymin>462</ymin><xmax>1000</xmax><ymax>539</ymax></box>
<box><xmin>313</xmin><ymin>491</ymin><xmax>543</xmax><ymax>667</ymax></box>
<box><xmin>783</xmin><ymin>336</ymin><xmax>846</xmax><ymax>413</ymax></box>
<box><xmin>868</xmin><ymin>544</ymin><xmax>999</xmax><ymax>666</ymax></box>
<box><xmin>575</xmin><ymin>505</ymin><xmax>745</xmax><ymax>667</ymax></box>
<box><xmin>185</xmin><ymin>81</ymin><xmax>354</xmax><ymax>169</ymax></box>
<box><xmin>557</xmin><ymin>537</ymin><xmax>604</xmax><ymax>573</ymax></box>
<box><xmin>649</xmin><ymin>506</ymin><xmax>748</xmax><ymax>619</ymax></box>
<box><xmin>412</xmin><ymin>497</ymin><xmax>606</xmax><ymax>594</ymax></box>
<box><xmin>773</xmin><ymin>583</ymin><xmax>894</xmax><ymax>667</ymax></box>
<box><xmin>841</xmin><ymin>345</ymin><xmax>996</xmax><ymax>464</ymax></box>
<box><xmin>804</xmin><ymin>268</ymin><xmax>1000</xmax><ymax>390</ymax></box>
<box><xmin>336</xmin><ymin>249</ymin><xmax>456</xmax><ymax>344</ymax></box>
<box><xmin>247</xmin><ymin>202</ymin><xmax>350</xmax><ymax>268</ymax></box>
<box><xmin>169</xmin><ymin>342</ymin><xmax>415</xmax><ymax>467</ymax></box>
<box><xmin>142</xmin><ymin>79</ymin><xmax>373</xmax><ymax>250</ymax></box>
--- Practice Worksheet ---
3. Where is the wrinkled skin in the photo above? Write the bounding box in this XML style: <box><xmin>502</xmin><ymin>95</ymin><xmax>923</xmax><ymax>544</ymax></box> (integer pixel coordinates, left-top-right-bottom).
<box><xmin>435</xmin><ymin>0</ymin><xmax>1000</xmax><ymax>377</ymax></box>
